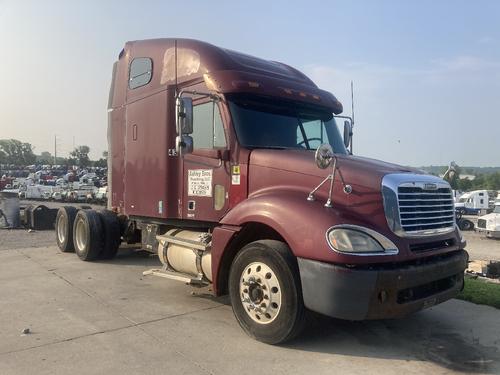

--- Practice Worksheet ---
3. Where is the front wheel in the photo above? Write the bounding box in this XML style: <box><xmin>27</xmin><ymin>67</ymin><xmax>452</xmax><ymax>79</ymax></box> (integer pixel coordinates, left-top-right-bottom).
<box><xmin>229</xmin><ymin>240</ymin><xmax>305</xmax><ymax>344</ymax></box>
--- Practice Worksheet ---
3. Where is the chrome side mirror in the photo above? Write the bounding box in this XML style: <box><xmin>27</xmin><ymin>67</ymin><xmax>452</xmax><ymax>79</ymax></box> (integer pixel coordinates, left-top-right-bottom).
<box><xmin>315</xmin><ymin>144</ymin><xmax>333</xmax><ymax>169</ymax></box>
<box><xmin>343</xmin><ymin>120</ymin><xmax>352</xmax><ymax>148</ymax></box>
<box><xmin>176</xmin><ymin>97</ymin><xmax>193</xmax><ymax>135</ymax></box>
<box><xmin>176</xmin><ymin>135</ymin><xmax>193</xmax><ymax>156</ymax></box>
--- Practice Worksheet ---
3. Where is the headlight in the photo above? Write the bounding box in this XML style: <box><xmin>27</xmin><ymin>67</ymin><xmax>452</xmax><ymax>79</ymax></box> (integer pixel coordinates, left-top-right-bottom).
<box><xmin>326</xmin><ymin>225</ymin><xmax>399</xmax><ymax>255</ymax></box>
<box><xmin>328</xmin><ymin>229</ymin><xmax>384</xmax><ymax>253</ymax></box>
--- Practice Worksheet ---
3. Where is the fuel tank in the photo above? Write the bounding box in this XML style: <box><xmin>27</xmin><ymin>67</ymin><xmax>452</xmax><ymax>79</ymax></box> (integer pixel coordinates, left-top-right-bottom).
<box><xmin>157</xmin><ymin>229</ymin><xmax>212</xmax><ymax>282</ymax></box>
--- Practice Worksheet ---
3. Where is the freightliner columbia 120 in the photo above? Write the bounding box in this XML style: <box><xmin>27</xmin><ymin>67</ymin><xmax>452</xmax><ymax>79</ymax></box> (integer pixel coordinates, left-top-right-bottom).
<box><xmin>55</xmin><ymin>39</ymin><xmax>468</xmax><ymax>344</ymax></box>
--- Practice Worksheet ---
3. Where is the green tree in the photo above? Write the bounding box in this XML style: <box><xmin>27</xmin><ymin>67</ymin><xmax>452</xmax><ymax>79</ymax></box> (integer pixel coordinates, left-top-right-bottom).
<box><xmin>69</xmin><ymin>145</ymin><xmax>91</xmax><ymax>167</ymax></box>
<box><xmin>37</xmin><ymin>151</ymin><xmax>53</xmax><ymax>164</ymax></box>
<box><xmin>485</xmin><ymin>173</ymin><xmax>500</xmax><ymax>190</ymax></box>
<box><xmin>94</xmin><ymin>150</ymin><xmax>108</xmax><ymax>168</ymax></box>
<box><xmin>457</xmin><ymin>178</ymin><xmax>473</xmax><ymax>191</ymax></box>
<box><xmin>55</xmin><ymin>156</ymin><xmax>69</xmax><ymax>165</ymax></box>
<box><xmin>0</xmin><ymin>139</ymin><xmax>36</xmax><ymax>165</ymax></box>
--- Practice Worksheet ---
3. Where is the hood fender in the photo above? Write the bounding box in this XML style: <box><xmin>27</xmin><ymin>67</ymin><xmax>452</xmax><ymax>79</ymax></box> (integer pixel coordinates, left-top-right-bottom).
<box><xmin>220</xmin><ymin>191</ymin><xmax>345</xmax><ymax>259</ymax></box>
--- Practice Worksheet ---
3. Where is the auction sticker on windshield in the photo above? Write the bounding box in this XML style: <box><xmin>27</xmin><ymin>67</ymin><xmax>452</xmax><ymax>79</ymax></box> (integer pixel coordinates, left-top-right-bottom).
<box><xmin>188</xmin><ymin>169</ymin><xmax>213</xmax><ymax>197</ymax></box>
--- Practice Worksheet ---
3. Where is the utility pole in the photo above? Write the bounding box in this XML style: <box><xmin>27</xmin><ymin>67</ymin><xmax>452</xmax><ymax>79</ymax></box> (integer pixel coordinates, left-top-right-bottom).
<box><xmin>54</xmin><ymin>135</ymin><xmax>57</xmax><ymax>165</ymax></box>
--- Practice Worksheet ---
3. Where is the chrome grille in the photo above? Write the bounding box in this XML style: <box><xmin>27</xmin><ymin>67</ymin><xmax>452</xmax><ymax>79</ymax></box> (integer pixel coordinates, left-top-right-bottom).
<box><xmin>397</xmin><ymin>185</ymin><xmax>455</xmax><ymax>234</ymax></box>
<box><xmin>382</xmin><ymin>174</ymin><xmax>456</xmax><ymax>237</ymax></box>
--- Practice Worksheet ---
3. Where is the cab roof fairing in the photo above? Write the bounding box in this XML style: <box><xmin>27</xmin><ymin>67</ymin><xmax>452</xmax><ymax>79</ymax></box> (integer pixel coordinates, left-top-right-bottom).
<box><xmin>119</xmin><ymin>38</ymin><xmax>344</xmax><ymax>114</ymax></box>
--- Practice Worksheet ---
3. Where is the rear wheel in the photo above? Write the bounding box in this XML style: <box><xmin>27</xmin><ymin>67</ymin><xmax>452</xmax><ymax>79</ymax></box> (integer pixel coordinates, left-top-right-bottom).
<box><xmin>98</xmin><ymin>210</ymin><xmax>121</xmax><ymax>259</ymax></box>
<box><xmin>55</xmin><ymin>206</ymin><xmax>77</xmax><ymax>252</ymax></box>
<box><xmin>229</xmin><ymin>240</ymin><xmax>305</xmax><ymax>344</ymax></box>
<box><xmin>73</xmin><ymin>209</ymin><xmax>103</xmax><ymax>261</ymax></box>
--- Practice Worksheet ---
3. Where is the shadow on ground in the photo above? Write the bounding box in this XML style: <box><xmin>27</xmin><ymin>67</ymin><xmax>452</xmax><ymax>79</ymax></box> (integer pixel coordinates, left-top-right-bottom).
<box><xmin>72</xmin><ymin>245</ymin><xmax>500</xmax><ymax>373</ymax></box>
<box><xmin>283</xmin><ymin>310</ymin><xmax>500</xmax><ymax>373</ymax></box>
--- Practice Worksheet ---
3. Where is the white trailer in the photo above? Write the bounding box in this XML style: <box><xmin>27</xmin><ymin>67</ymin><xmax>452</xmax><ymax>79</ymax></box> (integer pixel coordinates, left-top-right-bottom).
<box><xmin>455</xmin><ymin>190</ymin><xmax>489</xmax><ymax>215</ymax></box>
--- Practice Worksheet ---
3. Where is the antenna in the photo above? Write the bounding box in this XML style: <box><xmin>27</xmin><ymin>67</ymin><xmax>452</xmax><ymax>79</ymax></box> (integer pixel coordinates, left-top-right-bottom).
<box><xmin>350</xmin><ymin>81</ymin><xmax>354</xmax><ymax>153</ymax></box>
<box><xmin>351</xmin><ymin>81</ymin><xmax>355</xmax><ymax>125</ymax></box>
<box><xmin>174</xmin><ymin>39</ymin><xmax>178</xmax><ymax>95</ymax></box>
<box><xmin>54</xmin><ymin>135</ymin><xmax>57</xmax><ymax>165</ymax></box>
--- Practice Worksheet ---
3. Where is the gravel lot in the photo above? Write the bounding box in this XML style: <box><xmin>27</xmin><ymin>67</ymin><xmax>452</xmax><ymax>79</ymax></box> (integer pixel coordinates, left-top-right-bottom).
<box><xmin>0</xmin><ymin>200</ymin><xmax>104</xmax><ymax>251</ymax></box>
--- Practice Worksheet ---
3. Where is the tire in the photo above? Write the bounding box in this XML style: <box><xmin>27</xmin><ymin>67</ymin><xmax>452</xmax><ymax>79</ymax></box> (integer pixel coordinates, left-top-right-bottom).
<box><xmin>98</xmin><ymin>210</ymin><xmax>121</xmax><ymax>259</ymax></box>
<box><xmin>459</xmin><ymin>219</ymin><xmax>472</xmax><ymax>231</ymax></box>
<box><xmin>73</xmin><ymin>209</ymin><xmax>104</xmax><ymax>261</ymax></box>
<box><xmin>55</xmin><ymin>206</ymin><xmax>78</xmax><ymax>252</ymax></box>
<box><xmin>229</xmin><ymin>240</ymin><xmax>305</xmax><ymax>344</ymax></box>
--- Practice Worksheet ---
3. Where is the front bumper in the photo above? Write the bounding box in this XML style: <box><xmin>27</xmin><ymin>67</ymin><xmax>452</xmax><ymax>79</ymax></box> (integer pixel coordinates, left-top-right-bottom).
<box><xmin>476</xmin><ymin>227</ymin><xmax>500</xmax><ymax>238</ymax></box>
<box><xmin>298</xmin><ymin>250</ymin><xmax>468</xmax><ymax>320</ymax></box>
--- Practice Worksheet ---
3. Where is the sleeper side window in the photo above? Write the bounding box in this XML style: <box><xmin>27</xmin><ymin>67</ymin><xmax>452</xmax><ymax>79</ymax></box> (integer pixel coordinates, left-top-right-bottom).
<box><xmin>129</xmin><ymin>57</ymin><xmax>153</xmax><ymax>89</ymax></box>
<box><xmin>192</xmin><ymin>102</ymin><xmax>227</xmax><ymax>149</ymax></box>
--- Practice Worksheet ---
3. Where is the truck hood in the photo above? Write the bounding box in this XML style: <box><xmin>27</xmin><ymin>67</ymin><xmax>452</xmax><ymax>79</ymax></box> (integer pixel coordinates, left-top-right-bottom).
<box><xmin>479</xmin><ymin>212</ymin><xmax>499</xmax><ymax>222</ymax></box>
<box><xmin>244</xmin><ymin>149</ymin><xmax>462</xmax><ymax>263</ymax></box>
<box><xmin>249</xmin><ymin>149</ymin><xmax>421</xmax><ymax>192</ymax></box>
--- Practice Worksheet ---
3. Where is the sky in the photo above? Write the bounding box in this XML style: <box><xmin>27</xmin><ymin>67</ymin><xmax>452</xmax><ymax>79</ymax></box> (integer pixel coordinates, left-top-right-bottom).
<box><xmin>0</xmin><ymin>0</ymin><xmax>499</xmax><ymax>166</ymax></box>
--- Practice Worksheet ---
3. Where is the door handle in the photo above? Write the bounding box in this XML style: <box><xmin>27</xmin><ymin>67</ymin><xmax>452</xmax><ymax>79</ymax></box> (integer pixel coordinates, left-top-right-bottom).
<box><xmin>132</xmin><ymin>124</ymin><xmax>138</xmax><ymax>140</ymax></box>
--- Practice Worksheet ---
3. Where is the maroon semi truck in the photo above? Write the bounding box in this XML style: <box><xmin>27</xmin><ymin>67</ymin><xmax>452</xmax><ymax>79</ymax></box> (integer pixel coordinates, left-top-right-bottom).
<box><xmin>55</xmin><ymin>38</ymin><xmax>468</xmax><ymax>344</ymax></box>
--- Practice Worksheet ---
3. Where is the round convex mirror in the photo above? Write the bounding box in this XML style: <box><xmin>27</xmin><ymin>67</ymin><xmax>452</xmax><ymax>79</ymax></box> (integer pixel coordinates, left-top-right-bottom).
<box><xmin>315</xmin><ymin>144</ymin><xmax>333</xmax><ymax>169</ymax></box>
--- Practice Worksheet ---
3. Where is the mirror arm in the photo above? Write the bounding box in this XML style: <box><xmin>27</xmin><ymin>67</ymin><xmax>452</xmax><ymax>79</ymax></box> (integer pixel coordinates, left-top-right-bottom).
<box><xmin>177</xmin><ymin>89</ymin><xmax>220</xmax><ymax>101</ymax></box>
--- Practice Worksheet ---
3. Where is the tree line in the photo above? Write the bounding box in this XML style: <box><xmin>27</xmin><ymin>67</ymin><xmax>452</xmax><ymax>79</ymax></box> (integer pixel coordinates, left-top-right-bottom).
<box><xmin>453</xmin><ymin>173</ymin><xmax>500</xmax><ymax>192</ymax></box>
<box><xmin>0</xmin><ymin>139</ymin><xmax>107</xmax><ymax>168</ymax></box>
<box><xmin>426</xmin><ymin>165</ymin><xmax>500</xmax><ymax>191</ymax></box>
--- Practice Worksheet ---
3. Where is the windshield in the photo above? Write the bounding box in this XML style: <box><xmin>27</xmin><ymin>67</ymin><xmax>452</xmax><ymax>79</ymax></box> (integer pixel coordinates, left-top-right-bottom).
<box><xmin>494</xmin><ymin>205</ymin><xmax>500</xmax><ymax>214</ymax></box>
<box><xmin>228</xmin><ymin>95</ymin><xmax>347</xmax><ymax>153</ymax></box>
<box><xmin>458</xmin><ymin>197</ymin><xmax>467</xmax><ymax>203</ymax></box>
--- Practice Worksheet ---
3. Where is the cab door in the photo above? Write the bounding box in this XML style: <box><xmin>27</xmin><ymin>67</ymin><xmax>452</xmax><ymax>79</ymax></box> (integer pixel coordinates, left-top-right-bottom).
<box><xmin>181</xmin><ymin>100</ymin><xmax>230</xmax><ymax>222</ymax></box>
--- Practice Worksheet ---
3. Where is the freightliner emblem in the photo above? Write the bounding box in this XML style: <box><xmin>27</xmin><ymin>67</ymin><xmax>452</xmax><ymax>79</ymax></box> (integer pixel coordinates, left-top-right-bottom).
<box><xmin>423</xmin><ymin>183</ymin><xmax>438</xmax><ymax>190</ymax></box>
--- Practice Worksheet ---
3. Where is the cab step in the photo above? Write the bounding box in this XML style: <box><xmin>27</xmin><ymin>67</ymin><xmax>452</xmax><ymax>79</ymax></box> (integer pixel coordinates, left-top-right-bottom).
<box><xmin>142</xmin><ymin>268</ymin><xmax>208</xmax><ymax>287</ymax></box>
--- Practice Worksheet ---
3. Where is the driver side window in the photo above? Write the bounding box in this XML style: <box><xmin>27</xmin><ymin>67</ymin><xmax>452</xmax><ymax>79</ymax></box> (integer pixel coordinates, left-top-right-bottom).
<box><xmin>192</xmin><ymin>102</ymin><xmax>227</xmax><ymax>149</ymax></box>
<box><xmin>297</xmin><ymin>120</ymin><xmax>327</xmax><ymax>149</ymax></box>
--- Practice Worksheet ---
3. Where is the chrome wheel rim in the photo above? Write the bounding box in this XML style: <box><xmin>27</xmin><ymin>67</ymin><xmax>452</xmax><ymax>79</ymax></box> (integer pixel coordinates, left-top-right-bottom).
<box><xmin>57</xmin><ymin>215</ymin><xmax>66</xmax><ymax>244</ymax></box>
<box><xmin>239</xmin><ymin>261</ymin><xmax>282</xmax><ymax>324</ymax></box>
<box><xmin>75</xmin><ymin>218</ymin><xmax>87</xmax><ymax>251</ymax></box>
